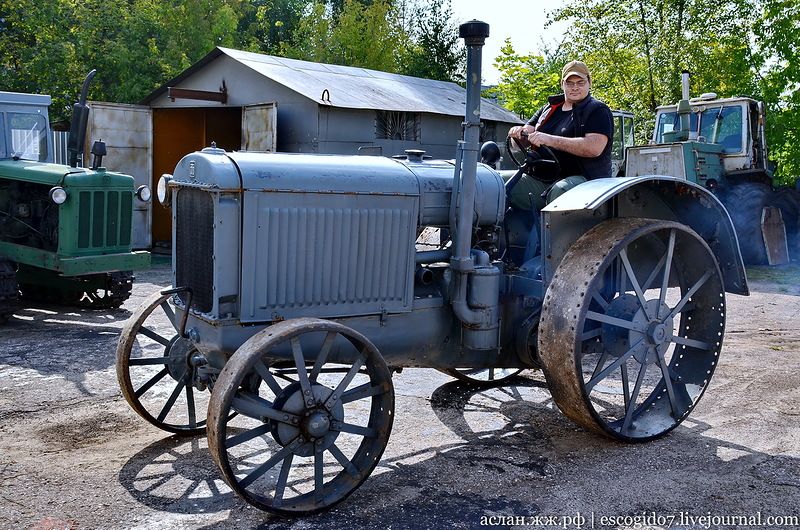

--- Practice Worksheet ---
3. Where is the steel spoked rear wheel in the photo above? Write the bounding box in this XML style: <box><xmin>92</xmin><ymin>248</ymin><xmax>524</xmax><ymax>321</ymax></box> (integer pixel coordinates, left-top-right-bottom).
<box><xmin>538</xmin><ymin>218</ymin><xmax>725</xmax><ymax>442</ymax></box>
<box><xmin>207</xmin><ymin>318</ymin><xmax>394</xmax><ymax>515</ymax></box>
<box><xmin>117</xmin><ymin>291</ymin><xmax>210</xmax><ymax>435</ymax></box>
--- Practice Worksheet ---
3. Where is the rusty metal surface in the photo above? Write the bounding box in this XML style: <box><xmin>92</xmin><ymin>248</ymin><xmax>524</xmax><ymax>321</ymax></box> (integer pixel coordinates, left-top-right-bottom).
<box><xmin>537</xmin><ymin>218</ymin><xmax>726</xmax><ymax>441</ymax></box>
<box><xmin>537</xmin><ymin>220</ymin><xmax>643</xmax><ymax>437</ymax></box>
<box><xmin>241</xmin><ymin>102</ymin><xmax>277</xmax><ymax>152</ymax></box>
<box><xmin>86</xmin><ymin>102</ymin><xmax>153</xmax><ymax>249</ymax></box>
<box><xmin>207</xmin><ymin>317</ymin><xmax>394</xmax><ymax>514</ymax></box>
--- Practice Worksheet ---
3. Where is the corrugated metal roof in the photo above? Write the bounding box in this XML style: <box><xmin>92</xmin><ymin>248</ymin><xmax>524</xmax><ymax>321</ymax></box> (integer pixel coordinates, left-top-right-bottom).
<box><xmin>143</xmin><ymin>47</ymin><xmax>521</xmax><ymax>124</ymax></box>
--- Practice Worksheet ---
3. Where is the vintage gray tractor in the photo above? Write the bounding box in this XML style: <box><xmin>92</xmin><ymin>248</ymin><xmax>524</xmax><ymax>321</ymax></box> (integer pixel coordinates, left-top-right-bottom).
<box><xmin>117</xmin><ymin>22</ymin><xmax>747</xmax><ymax>515</ymax></box>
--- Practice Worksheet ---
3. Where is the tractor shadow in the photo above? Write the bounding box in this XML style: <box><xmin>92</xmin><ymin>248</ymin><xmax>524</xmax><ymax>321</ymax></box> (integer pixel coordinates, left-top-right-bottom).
<box><xmin>116</xmin><ymin>375</ymin><xmax>799</xmax><ymax>529</ymax></box>
<box><xmin>0</xmin><ymin>305</ymin><xmax>129</xmax><ymax>394</ymax></box>
<box><xmin>0</xmin><ymin>260</ymin><xmax>171</xmax><ymax>386</ymax></box>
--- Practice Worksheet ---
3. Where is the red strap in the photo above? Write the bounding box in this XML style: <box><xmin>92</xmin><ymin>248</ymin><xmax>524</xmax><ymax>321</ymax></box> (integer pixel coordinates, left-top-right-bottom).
<box><xmin>535</xmin><ymin>102</ymin><xmax>564</xmax><ymax>131</ymax></box>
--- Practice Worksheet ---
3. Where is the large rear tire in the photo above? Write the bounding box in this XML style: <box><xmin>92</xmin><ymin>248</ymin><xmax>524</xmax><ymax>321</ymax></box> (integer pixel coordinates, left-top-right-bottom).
<box><xmin>723</xmin><ymin>183</ymin><xmax>772</xmax><ymax>265</ymax></box>
<box><xmin>772</xmin><ymin>187</ymin><xmax>800</xmax><ymax>261</ymax></box>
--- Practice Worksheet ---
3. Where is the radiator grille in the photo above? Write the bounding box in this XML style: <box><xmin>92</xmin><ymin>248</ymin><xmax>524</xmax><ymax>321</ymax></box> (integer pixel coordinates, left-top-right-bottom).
<box><xmin>77</xmin><ymin>190</ymin><xmax>132</xmax><ymax>249</ymax></box>
<box><xmin>175</xmin><ymin>188</ymin><xmax>214</xmax><ymax>313</ymax></box>
<box><xmin>241</xmin><ymin>192</ymin><xmax>417</xmax><ymax>321</ymax></box>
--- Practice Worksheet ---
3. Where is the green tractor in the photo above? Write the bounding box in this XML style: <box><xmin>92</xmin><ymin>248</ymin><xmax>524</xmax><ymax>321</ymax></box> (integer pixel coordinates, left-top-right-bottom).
<box><xmin>625</xmin><ymin>72</ymin><xmax>799</xmax><ymax>264</ymax></box>
<box><xmin>0</xmin><ymin>72</ymin><xmax>150</xmax><ymax>323</ymax></box>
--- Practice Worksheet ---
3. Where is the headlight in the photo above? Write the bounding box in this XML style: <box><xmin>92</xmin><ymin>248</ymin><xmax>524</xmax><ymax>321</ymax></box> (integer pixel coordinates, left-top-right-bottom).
<box><xmin>49</xmin><ymin>186</ymin><xmax>68</xmax><ymax>204</ymax></box>
<box><xmin>136</xmin><ymin>185</ymin><xmax>152</xmax><ymax>202</ymax></box>
<box><xmin>157</xmin><ymin>174</ymin><xmax>173</xmax><ymax>206</ymax></box>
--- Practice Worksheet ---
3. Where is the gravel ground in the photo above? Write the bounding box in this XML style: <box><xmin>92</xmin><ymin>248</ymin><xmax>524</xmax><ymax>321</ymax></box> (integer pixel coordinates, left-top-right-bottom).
<box><xmin>0</xmin><ymin>260</ymin><xmax>798</xmax><ymax>530</ymax></box>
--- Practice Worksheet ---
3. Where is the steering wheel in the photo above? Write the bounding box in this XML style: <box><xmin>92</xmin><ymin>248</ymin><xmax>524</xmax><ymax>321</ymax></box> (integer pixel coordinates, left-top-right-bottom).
<box><xmin>505</xmin><ymin>134</ymin><xmax>561</xmax><ymax>182</ymax></box>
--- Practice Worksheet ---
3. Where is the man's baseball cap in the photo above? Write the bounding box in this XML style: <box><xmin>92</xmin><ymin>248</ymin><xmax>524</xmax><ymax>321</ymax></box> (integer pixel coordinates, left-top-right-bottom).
<box><xmin>562</xmin><ymin>60</ymin><xmax>590</xmax><ymax>81</ymax></box>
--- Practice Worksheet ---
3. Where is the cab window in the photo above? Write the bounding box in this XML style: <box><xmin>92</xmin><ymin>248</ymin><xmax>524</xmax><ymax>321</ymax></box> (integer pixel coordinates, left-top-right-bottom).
<box><xmin>654</xmin><ymin>111</ymin><xmax>698</xmax><ymax>143</ymax></box>
<box><xmin>611</xmin><ymin>115</ymin><xmax>624</xmax><ymax>159</ymax></box>
<box><xmin>623</xmin><ymin>116</ymin><xmax>634</xmax><ymax>149</ymax></box>
<box><xmin>8</xmin><ymin>112</ymin><xmax>48</xmax><ymax>161</ymax></box>
<box><xmin>699</xmin><ymin>106</ymin><xmax>743</xmax><ymax>153</ymax></box>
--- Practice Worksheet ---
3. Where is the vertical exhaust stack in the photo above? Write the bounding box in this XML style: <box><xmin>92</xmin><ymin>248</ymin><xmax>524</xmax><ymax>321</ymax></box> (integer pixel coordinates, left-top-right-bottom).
<box><xmin>449</xmin><ymin>20</ymin><xmax>501</xmax><ymax>351</ymax></box>
<box><xmin>678</xmin><ymin>70</ymin><xmax>697</xmax><ymax>141</ymax></box>
<box><xmin>67</xmin><ymin>69</ymin><xmax>97</xmax><ymax>168</ymax></box>
<box><xmin>681</xmin><ymin>70</ymin><xmax>691</xmax><ymax>101</ymax></box>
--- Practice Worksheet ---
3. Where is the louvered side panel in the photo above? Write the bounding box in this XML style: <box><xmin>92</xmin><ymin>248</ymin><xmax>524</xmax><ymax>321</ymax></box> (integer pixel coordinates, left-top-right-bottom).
<box><xmin>241</xmin><ymin>191</ymin><xmax>417</xmax><ymax>322</ymax></box>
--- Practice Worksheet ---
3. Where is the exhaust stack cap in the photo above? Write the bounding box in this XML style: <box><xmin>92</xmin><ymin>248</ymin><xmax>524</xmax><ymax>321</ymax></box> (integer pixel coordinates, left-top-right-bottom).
<box><xmin>459</xmin><ymin>20</ymin><xmax>489</xmax><ymax>45</ymax></box>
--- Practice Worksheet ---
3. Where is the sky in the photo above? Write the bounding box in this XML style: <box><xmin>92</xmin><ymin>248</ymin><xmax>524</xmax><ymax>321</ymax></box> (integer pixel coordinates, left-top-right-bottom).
<box><xmin>449</xmin><ymin>0</ymin><xmax>569</xmax><ymax>85</ymax></box>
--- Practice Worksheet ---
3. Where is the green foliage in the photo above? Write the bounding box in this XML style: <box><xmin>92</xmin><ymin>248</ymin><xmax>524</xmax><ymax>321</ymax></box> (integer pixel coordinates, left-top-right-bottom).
<box><xmin>237</xmin><ymin>0</ymin><xmax>313</xmax><ymax>54</ymax></box>
<box><xmin>283</xmin><ymin>0</ymin><xmax>405</xmax><ymax>72</ymax></box>
<box><xmin>0</xmin><ymin>0</ymin><xmax>241</xmax><ymax>120</ymax></box>
<box><xmin>484</xmin><ymin>40</ymin><xmax>561</xmax><ymax>118</ymax></box>
<box><xmin>551</xmin><ymin>0</ymin><xmax>760</xmax><ymax>143</ymax></box>
<box><xmin>399</xmin><ymin>0</ymin><xmax>464</xmax><ymax>82</ymax></box>
<box><xmin>0</xmin><ymin>0</ymin><xmax>83</xmax><ymax>117</ymax></box>
<box><xmin>756</xmin><ymin>0</ymin><xmax>800</xmax><ymax>184</ymax></box>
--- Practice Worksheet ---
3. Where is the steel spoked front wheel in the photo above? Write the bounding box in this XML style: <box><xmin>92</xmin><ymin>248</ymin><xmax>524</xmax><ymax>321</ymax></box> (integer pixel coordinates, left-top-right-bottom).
<box><xmin>117</xmin><ymin>291</ymin><xmax>210</xmax><ymax>435</ymax></box>
<box><xmin>207</xmin><ymin>318</ymin><xmax>394</xmax><ymax>515</ymax></box>
<box><xmin>538</xmin><ymin>218</ymin><xmax>725</xmax><ymax>442</ymax></box>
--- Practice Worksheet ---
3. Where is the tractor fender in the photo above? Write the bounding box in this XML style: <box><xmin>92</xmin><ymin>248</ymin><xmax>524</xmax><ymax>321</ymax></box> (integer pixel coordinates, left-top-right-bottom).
<box><xmin>540</xmin><ymin>175</ymin><xmax>748</xmax><ymax>295</ymax></box>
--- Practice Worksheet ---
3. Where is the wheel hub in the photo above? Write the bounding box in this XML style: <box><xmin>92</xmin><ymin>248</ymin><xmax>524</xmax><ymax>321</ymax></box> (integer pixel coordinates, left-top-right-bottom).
<box><xmin>304</xmin><ymin>411</ymin><xmax>331</xmax><ymax>438</ymax></box>
<box><xmin>647</xmin><ymin>322</ymin><xmax>668</xmax><ymax>345</ymax></box>
<box><xmin>165</xmin><ymin>337</ymin><xmax>196</xmax><ymax>382</ymax></box>
<box><xmin>271</xmin><ymin>382</ymin><xmax>344</xmax><ymax>457</ymax></box>
<box><xmin>632</xmin><ymin>299</ymin><xmax>674</xmax><ymax>362</ymax></box>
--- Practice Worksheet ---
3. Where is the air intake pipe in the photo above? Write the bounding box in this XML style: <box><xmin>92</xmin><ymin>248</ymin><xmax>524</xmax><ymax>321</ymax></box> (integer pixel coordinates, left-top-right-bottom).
<box><xmin>449</xmin><ymin>20</ymin><xmax>501</xmax><ymax>351</ymax></box>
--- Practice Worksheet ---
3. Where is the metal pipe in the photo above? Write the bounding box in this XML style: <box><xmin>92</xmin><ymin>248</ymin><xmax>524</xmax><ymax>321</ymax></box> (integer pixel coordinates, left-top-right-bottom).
<box><xmin>449</xmin><ymin>20</ymin><xmax>490</xmax><ymax>328</ymax></box>
<box><xmin>415</xmin><ymin>249</ymin><xmax>451</xmax><ymax>264</ymax></box>
<box><xmin>451</xmin><ymin>21</ymin><xmax>488</xmax><ymax>273</ymax></box>
<box><xmin>415</xmin><ymin>266</ymin><xmax>434</xmax><ymax>286</ymax></box>
<box><xmin>67</xmin><ymin>69</ymin><xmax>96</xmax><ymax>168</ymax></box>
<box><xmin>448</xmin><ymin>142</ymin><xmax>463</xmax><ymax>243</ymax></box>
<box><xmin>678</xmin><ymin>70</ymin><xmax>695</xmax><ymax>140</ymax></box>
<box><xmin>681</xmin><ymin>70</ymin><xmax>691</xmax><ymax>101</ymax></box>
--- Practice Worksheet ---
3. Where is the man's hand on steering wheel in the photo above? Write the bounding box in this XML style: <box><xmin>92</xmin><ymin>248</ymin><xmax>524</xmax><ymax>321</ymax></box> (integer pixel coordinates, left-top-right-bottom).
<box><xmin>506</xmin><ymin>127</ymin><xmax>561</xmax><ymax>181</ymax></box>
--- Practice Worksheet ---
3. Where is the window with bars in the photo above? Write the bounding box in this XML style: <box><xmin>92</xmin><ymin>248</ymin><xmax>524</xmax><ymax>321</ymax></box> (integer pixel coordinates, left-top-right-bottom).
<box><xmin>375</xmin><ymin>111</ymin><xmax>420</xmax><ymax>141</ymax></box>
<box><xmin>480</xmin><ymin>120</ymin><xmax>497</xmax><ymax>143</ymax></box>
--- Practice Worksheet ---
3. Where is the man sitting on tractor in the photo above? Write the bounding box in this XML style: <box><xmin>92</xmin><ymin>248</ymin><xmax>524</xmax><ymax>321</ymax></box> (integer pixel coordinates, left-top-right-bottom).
<box><xmin>506</xmin><ymin>60</ymin><xmax>614</xmax><ymax>209</ymax></box>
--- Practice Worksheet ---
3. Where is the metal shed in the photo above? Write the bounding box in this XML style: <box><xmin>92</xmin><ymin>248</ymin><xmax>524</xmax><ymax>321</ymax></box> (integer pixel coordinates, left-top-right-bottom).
<box><xmin>96</xmin><ymin>47</ymin><xmax>522</xmax><ymax>247</ymax></box>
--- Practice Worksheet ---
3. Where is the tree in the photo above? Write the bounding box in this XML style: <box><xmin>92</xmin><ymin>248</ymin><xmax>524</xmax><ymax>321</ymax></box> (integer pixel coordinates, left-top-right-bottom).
<box><xmin>237</xmin><ymin>0</ymin><xmax>312</xmax><ymax>54</ymax></box>
<box><xmin>483</xmin><ymin>40</ymin><xmax>561</xmax><ymax>119</ymax></box>
<box><xmin>756</xmin><ymin>0</ymin><xmax>800</xmax><ymax>184</ymax></box>
<box><xmin>400</xmin><ymin>0</ymin><xmax>464</xmax><ymax>82</ymax></box>
<box><xmin>0</xmin><ymin>0</ymin><xmax>83</xmax><ymax>117</ymax></box>
<box><xmin>0</xmin><ymin>0</ymin><xmax>242</xmax><ymax>118</ymax></box>
<box><xmin>283</xmin><ymin>0</ymin><xmax>405</xmax><ymax>72</ymax></box>
<box><xmin>550</xmin><ymin>0</ymin><xmax>760</xmax><ymax>142</ymax></box>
